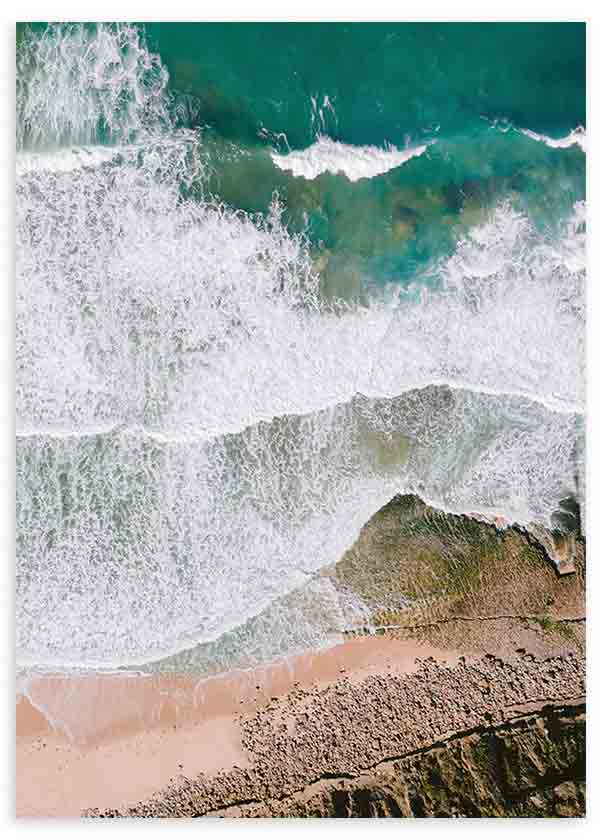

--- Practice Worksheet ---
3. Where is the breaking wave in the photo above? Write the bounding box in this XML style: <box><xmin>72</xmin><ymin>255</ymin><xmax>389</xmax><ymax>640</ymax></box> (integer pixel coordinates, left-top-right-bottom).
<box><xmin>271</xmin><ymin>136</ymin><xmax>430</xmax><ymax>181</ymax></box>
<box><xmin>520</xmin><ymin>125</ymin><xmax>586</xmax><ymax>152</ymax></box>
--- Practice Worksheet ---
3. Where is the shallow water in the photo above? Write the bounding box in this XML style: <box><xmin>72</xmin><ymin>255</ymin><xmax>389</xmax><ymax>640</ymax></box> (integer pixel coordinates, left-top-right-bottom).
<box><xmin>16</xmin><ymin>23</ymin><xmax>585</xmax><ymax>674</ymax></box>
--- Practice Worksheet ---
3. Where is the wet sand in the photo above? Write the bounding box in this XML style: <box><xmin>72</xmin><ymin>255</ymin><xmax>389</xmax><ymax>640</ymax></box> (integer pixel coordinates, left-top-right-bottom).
<box><xmin>17</xmin><ymin>635</ymin><xmax>454</xmax><ymax>817</ymax></box>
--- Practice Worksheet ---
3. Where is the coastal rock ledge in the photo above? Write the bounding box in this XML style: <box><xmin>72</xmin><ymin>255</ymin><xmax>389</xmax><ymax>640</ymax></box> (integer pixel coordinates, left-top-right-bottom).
<box><xmin>89</xmin><ymin>651</ymin><xmax>585</xmax><ymax>818</ymax></box>
<box><xmin>214</xmin><ymin>699</ymin><xmax>586</xmax><ymax>818</ymax></box>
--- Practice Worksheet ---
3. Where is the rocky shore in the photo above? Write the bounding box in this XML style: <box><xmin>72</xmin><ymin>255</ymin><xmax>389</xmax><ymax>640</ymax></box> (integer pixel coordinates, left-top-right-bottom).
<box><xmin>81</xmin><ymin>494</ymin><xmax>585</xmax><ymax>819</ymax></box>
<box><xmin>90</xmin><ymin>650</ymin><xmax>584</xmax><ymax>818</ymax></box>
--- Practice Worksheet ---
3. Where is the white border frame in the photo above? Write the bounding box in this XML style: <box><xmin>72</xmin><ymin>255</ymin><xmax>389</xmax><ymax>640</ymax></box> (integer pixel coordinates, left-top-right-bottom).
<box><xmin>3</xmin><ymin>6</ymin><xmax>596</xmax><ymax>838</ymax></box>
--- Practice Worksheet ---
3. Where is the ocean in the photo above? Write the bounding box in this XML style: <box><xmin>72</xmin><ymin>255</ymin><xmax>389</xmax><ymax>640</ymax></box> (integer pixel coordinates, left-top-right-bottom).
<box><xmin>15</xmin><ymin>22</ymin><xmax>585</xmax><ymax>675</ymax></box>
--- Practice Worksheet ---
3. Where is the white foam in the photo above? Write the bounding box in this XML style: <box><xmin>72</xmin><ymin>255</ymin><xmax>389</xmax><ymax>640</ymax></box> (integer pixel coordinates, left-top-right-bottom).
<box><xmin>16</xmin><ymin>187</ymin><xmax>585</xmax><ymax>441</ymax></box>
<box><xmin>520</xmin><ymin>126</ymin><xmax>586</xmax><ymax>152</ymax></box>
<box><xmin>16</xmin><ymin>23</ymin><xmax>170</xmax><ymax>150</ymax></box>
<box><xmin>16</xmin><ymin>152</ymin><xmax>585</xmax><ymax>669</ymax></box>
<box><xmin>16</xmin><ymin>24</ymin><xmax>585</xmax><ymax>672</ymax></box>
<box><xmin>16</xmin><ymin>146</ymin><xmax>123</xmax><ymax>175</ymax></box>
<box><xmin>271</xmin><ymin>136</ymin><xmax>429</xmax><ymax>181</ymax></box>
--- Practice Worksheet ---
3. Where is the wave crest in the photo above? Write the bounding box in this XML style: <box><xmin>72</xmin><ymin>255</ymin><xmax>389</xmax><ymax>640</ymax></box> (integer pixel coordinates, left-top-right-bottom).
<box><xmin>271</xmin><ymin>136</ymin><xmax>430</xmax><ymax>181</ymax></box>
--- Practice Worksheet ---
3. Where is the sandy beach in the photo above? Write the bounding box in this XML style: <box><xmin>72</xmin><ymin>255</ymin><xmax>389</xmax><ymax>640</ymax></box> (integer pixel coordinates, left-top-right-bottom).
<box><xmin>17</xmin><ymin>627</ymin><xmax>585</xmax><ymax>818</ymax></box>
<box><xmin>17</xmin><ymin>636</ymin><xmax>456</xmax><ymax>816</ymax></box>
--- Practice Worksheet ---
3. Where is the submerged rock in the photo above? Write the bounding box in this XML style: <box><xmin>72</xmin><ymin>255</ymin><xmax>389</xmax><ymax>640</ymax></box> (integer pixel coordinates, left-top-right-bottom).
<box><xmin>333</xmin><ymin>493</ymin><xmax>585</xmax><ymax>652</ymax></box>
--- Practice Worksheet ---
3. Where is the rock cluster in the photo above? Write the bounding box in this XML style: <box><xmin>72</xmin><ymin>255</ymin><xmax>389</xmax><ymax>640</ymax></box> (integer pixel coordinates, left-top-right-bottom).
<box><xmin>90</xmin><ymin>650</ymin><xmax>585</xmax><ymax>818</ymax></box>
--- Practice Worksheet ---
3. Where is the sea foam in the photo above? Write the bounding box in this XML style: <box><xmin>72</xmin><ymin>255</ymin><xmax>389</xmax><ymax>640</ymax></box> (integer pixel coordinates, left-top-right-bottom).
<box><xmin>16</xmin><ymin>24</ymin><xmax>585</xmax><ymax>671</ymax></box>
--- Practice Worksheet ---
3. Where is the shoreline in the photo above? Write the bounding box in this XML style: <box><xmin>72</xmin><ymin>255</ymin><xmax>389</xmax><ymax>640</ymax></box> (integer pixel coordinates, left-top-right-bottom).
<box><xmin>17</xmin><ymin>494</ymin><xmax>586</xmax><ymax>818</ymax></box>
<box><xmin>92</xmin><ymin>641</ymin><xmax>585</xmax><ymax>818</ymax></box>
<box><xmin>17</xmin><ymin>635</ymin><xmax>455</xmax><ymax>817</ymax></box>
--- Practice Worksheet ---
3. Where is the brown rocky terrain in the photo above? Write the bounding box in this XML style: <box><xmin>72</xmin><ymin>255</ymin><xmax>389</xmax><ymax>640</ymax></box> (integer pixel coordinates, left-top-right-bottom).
<box><xmin>89</xmin><ymin>651</ymin><xmax>585</xmax><ymax>818</ymax></box>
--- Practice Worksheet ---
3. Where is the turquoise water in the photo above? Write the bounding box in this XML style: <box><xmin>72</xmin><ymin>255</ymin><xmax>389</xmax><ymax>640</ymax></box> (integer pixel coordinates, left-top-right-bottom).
<box><xmin>16</xmin><ymin>22</ymin><xmax>585</xmax><ymax>288</ymax></box>
<box><xmin>16</xmin><ymin>23</ymin><xmax>585</xmax><ymax>673</ymax></box>
<box><xmin>152</xmin><ymin>22</ymin><xmax>586</xmax><ymax>284</ymax></box>
<box><xmin>143</xmin><ymin>23</ymin><xmax>585</xmax><ymax>145</ymax></box>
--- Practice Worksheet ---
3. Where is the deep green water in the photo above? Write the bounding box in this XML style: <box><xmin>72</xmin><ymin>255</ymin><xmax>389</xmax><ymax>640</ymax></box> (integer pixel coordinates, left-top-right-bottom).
<box><xmin>143</xmin><ymin>23</ymin><xmax>585</xmax><ymax>147</ymax></box>
<box><xmin>17</xmin><ymin>22</ymin><xmax>586</xmax><ymax>288</ymax></box>
<box><xmin>146</xmin><ymin>23</ymin><xmax>586</xmax><ymax>284</ymax></box>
